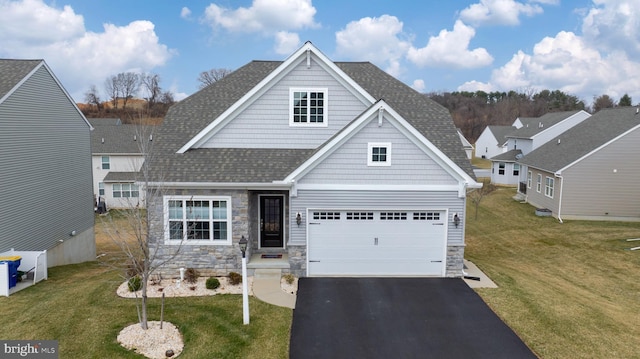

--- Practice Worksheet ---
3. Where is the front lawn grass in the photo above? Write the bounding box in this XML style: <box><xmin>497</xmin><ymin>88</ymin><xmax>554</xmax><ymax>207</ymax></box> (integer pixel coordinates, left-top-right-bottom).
<box><xmin>466</xmin><ymin>188</ymin><xmax>640</xmax><ymax>359</ymax></box>
<box><xmin>0</xmin><ymin>214</ymin><xmax>291</xmax><ymax>359</ymax></box>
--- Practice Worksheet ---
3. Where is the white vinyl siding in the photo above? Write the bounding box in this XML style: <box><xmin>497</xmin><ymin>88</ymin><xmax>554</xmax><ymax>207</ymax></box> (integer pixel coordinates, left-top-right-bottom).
<box><xmin>298</xmin><ymin>118</ymin><xmax>457</xmax><ymax>185</ymax></box>
<box><xmin>200</xmin><ymin>57</ymin><xmax>368</xmax><ymax>149</ymax></box>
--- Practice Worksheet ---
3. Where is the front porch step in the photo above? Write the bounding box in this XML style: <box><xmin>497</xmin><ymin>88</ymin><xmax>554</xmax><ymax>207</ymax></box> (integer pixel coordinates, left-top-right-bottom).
<box><xmin>247</xmin><ymin>253</ymin><xmax>290</xmax><ymax>270</ymax></box>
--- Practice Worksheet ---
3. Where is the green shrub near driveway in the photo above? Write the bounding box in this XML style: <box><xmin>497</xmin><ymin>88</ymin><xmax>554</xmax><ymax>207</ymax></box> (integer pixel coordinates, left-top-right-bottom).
<box><xmin>206</xmin><ymin>277</ymin><xmax>220</xmax><ymax>290</ymax></box>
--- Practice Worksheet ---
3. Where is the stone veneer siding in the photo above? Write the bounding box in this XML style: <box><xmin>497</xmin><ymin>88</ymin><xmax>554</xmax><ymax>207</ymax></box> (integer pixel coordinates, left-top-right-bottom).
<box><xmin>149</xmin><ymin>188</ymin><xmax>249</xmax><ymax>278</ymax></box>
<box><xmin>446</xmin><ymin>245</ymin><xmax>465</xmax><ymax>277</ymax></box>
<box><xmin>287</xmin><ymin>245</ymin><xmax>306</xmax><ymax>277</ymax></box>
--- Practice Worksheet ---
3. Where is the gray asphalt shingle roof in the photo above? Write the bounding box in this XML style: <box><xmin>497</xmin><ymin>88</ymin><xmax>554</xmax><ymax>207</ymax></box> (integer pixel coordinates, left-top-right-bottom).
<box><xmin>509</xmin><ymin>111</ymin><xmax>582</xmax><ymax>139</ymax></box>
<box><xmin>491</xmin><ymin>149</ymin><xmax>522</xmax><ymax>162</ymax></box>
<box><xmin>91</xmin><ymin>123</ymin><xmax>146</xmax><ymax>154</ymax></box>
<box><xmin>0</xmin><ymin>59</ymin><xmax>42</xmax><ymax>99</ymax></box>
<box><xmin>151</xmin><ymin>59</ymin><xmax>473</xmax><ymax>183</ymax></box>
<box><xmin>487</xmin><ymin>125</ymin><xmax>516</xmax><ymax>145</ymax></box>
<box><xmin>519</xmin><ymin>107</ymin><xmax>640</xmax><ymax>172</ymax></box>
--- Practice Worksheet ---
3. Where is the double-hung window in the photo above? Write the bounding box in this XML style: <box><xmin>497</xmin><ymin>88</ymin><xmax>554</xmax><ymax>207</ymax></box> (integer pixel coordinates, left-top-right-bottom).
<box><xmin>527</xmin><ymin>171</ymin><xmax>532</xmax><ymax>188</ymax></box>
<box><xmin>545</xmin><ymin>177</ymin><xmax>555</xmax><ymax>198</ymax></box>
<box><xmin>513</xmin><ymin>163</ymin><xmax>520</xmax><ymax>176</ymax></box>
<box><xmin>290</xmin><ymin>88</ymin><xmax>327</xmax><ymax>126</ymax></box>
<box><xmin>165</xmin><ymin>196</ymin><xmax>232</xmax><ymax>245</ymax></box>
<box><xmin>368</xmin><ymin>142</ymin><xmax>391</xmax><ymax>166</ymax></box>
<box><xmin>99</xmin><ymin>182</ymin><xmax>105</xmax><ymax>196</ymax></box>
<box><xmin>102</xmin><ymin>156</ymin><xmax>110</xmax><ymax>170</ymax></box>
<box><xmin>536</xmin><ymin>174</ymin><xmax>542</xmax><ymax>192</ymax></box>
<box><xmin>498</xmin><ymin>162</ymin><xmax>505</xmax><ymax>175</ymax></box>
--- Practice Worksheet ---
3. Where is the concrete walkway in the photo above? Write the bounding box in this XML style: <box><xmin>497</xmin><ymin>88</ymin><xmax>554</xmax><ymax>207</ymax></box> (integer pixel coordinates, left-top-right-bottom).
<box><xmin>252</xmin><ymin>269</ymin><xmax>296</xmax><ymax>309</ymax></box>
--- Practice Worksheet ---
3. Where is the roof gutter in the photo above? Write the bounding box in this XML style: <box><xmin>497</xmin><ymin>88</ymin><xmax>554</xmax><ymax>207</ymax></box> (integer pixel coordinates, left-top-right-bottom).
<box><xmin>145</xmin><ymin>181</ymin><xmax>292</xmax><ymax>190</ymax></box>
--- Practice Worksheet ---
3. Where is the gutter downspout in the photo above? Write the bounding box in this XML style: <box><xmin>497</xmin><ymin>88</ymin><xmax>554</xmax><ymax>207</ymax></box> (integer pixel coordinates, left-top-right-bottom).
<box><xmin>556</xmin><ymin>173</ymin><xmax>564</xmax><ymax>223</ymax></box>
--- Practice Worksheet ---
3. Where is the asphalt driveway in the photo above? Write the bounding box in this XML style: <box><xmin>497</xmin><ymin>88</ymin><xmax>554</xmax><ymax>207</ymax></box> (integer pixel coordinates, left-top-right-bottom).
<box><xmin>290</xmin><ymin>278</ymin><xmax>537</xmax><ymax>359</ymax></box>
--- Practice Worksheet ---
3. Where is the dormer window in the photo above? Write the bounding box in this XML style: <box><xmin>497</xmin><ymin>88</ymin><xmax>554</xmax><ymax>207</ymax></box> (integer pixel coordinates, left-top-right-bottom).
<box><xmin>290</xmin><ymin>88</ymin><xmax>327</xmax><ymax>127</ymax></box>
<box><xmin>368</xmin><ymin>142</ymin><xmax>391</xmax><ymax>166</ymax></box>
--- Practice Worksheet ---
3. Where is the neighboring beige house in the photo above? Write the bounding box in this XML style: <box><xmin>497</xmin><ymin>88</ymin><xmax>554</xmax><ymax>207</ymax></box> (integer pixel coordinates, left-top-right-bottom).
<box><xmin>491</xmin><ymin>110</ymin><xmax>591</xmax><ymax>186</ymax></box>
<box><xmin>518</xmin><ymin>107</ymin><xmax>640</xmax><ymax>222</ymax></box>
<box><xmin>89</xmin><ymin>118</ymin><xmax>147</xmax><ymax>209</ymax></box>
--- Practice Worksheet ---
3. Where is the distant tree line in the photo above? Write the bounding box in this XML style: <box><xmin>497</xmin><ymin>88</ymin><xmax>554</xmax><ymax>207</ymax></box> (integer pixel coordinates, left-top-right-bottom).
<box><xmin>428</xmin><ymin>89</ymin><xmax>634</xmax><ymax>142</ymax></box>
<box><xmin>83</xmin><ymin>72</ymin><xmax>175</xmax><ymax>122</ymax></box>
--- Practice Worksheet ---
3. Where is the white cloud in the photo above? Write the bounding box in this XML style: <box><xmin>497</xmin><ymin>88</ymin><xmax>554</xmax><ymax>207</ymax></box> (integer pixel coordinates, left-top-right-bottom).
<box><xmin>462</xmin><ymin>30</ymin><xmax>640</xmax><ymax>103</ymax></box>
<box><xmin>457</xmin><ymin>80</ymin><xmax>495</xmax><ymax>93</ymax></box>
<box><xmin>203</xmin><ymin>0</ymin><xmax>318</xmax><ymax>33</ymax></box>
<box><xmin>459</xmin><ymin>0</ymin><xmax>544</xmax><ymax>26</ymax></box>
<box><xmin>335</xmin><ymin>15</ymin><xmax>411</xmax><ymax>77</ymax></box>
<box><xmin>407</xmin><ymin>20</ymin><xmax>493</xmax><ymax>69</ymax></box>
<box><xmin>0</xmin><ymin>0</ymin><xmax>174</xmax><ymax>101</ymax></box>
<box><xmin>274</xmin><ymin>31</ymin><xmax>300</xmax><ymax>55</ymax></box>
<box><xmin>582</xmin><ymin>0</ymin><xmax>640</xmax><ymax>57</ymax></box>
<box><xmin>180</xmin><ymin>7</ymin><xmax>192</xmax><ymax>19</ymax></box>
<box><xmin>411</xmin><ymin>79</ymin><xmax>426</xmax><ymax>92</ymax></box>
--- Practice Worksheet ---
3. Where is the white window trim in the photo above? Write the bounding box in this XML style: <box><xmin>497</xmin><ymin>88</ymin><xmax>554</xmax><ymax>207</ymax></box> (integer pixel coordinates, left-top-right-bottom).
<box><xmin>163</xmin><ymin>195</ymin><xmax>233</xmax><ymax>245</ymax></box>
<box><xmin>368</xmin><ymin>142</ymin><xmax>392</xmax><ymax>167</ymax></box>
<box><xmin>527</xmin><ymin>171</ymin><xmax>532</xmax><ymax>188</ymax></box>
<box><xmin>536</xmin><ymin>174</ymin><xmax>542</xmax><ymax>193</ymax></box>
<box><xmin>545</xmin><ymin>177</ymin><xmax>554</xmax><ymax>198</ymax></box>
<box><xmin>513</xmin><ymin>163</ymin><xmax>520</xmax><ymax>176</ymax></box>
<box><xmin>289</xmin><ymin>87</ymin><xmax>328</xmax><ymax>127</ymax></box>
<box><xmin>99</xmin><ymin>182</ymin><xmax>105</xmax><ymax>196</ymax></box>
<box><xmin>102</xmin><ymin>155</ymin><xmax>110</xmax><ymax>170</ymax></box>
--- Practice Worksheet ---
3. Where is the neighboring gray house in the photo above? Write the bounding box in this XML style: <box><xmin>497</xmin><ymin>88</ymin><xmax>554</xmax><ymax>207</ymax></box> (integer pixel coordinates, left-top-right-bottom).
<box><xmin>519</xmin><ymin>107</ymin><xmax>640</xmax><ymax>222</ymax></box>
<box><xmin>89</xmin><ymin>118</ymin><xmax>147</xmax><ymax>209</ymax></box>
<box><xmin>0</xmin><ymin>59</ymin><xmax>95</xmax><ymax>267</ymax></box>
<box><xmin>491</xmin><ymin>110</ymin><xmax>591</xmax><ymax>186</ymax></box>
<box><xmin>147</xmin><ymin>42</ymin><xmax>480</xmax><ymax>278</ymax></box>
<box><xmin>474</xmin><ymin>125</ymin><xmax>514</xmax><ymax>159</ymax></box>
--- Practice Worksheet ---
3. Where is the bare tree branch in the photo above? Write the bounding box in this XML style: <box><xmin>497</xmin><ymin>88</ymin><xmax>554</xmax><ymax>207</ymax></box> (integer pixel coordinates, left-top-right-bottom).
<box><xmin>197</xmin><ymin>68</ymin><xmax>232</xmax><ymax>89</ymax></box>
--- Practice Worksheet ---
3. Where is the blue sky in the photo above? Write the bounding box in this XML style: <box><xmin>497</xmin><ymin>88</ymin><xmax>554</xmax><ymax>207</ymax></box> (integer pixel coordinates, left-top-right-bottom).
<box><xmin>1</xmin><ymin>0</ymin><xmax>639</xmax><ymax>106</ymax></box>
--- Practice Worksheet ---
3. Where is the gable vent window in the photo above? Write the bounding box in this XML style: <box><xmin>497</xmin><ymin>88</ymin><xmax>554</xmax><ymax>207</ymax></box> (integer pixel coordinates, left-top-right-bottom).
<box><xmin>368</xmin><ymin>142</ymin><xmax>392</xmax><ymax>166</ymax></box>
<box><xmin>313</xmin><ymin>211</ymin><xmax>340</xmax><ymax>220</ymax></box>
<box><xmin>290</xmin><ymin>88</ymin><xmax>327</xmax><ymax>127</ymax></box>
<box><xmin>380</xmin><ymin>212</ymin><xmax>407</xmax><ymax>220</ymax></box>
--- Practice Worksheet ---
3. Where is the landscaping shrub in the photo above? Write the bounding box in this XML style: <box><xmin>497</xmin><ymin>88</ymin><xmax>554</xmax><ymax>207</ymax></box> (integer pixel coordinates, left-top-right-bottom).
<box><xmin>127</xmin><ymin>276</ymin><xmax>142</xmax><ymax>292</ymax></box>
<box><xmin>184</xmin><ymin>268</ymin><xmax>199</xmax><ymax>284</ymax></box>
<box><xmin>228</xmin><ymin>272</ymin><xmax>242</xmax><ymax>285</ymax></box>
<box><xmin>206</xmin><ymin>277</ymin><xmax>220</xmax><ymax>290</ymax></box>
<box><xmin>283</xmin><ymin>273</ymin><xmax>295</xmax><ymax>285</ymax></box>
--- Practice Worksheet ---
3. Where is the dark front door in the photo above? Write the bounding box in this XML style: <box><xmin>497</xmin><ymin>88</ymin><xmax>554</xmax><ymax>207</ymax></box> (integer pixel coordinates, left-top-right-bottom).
<box><xmin>260</xmin><ymin>196</ymin><xmax>284</xmax><ymax>247</ymax></box>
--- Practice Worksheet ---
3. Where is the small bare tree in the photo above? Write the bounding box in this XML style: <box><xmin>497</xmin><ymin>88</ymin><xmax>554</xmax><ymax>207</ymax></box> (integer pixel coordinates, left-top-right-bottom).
<box><xmin>84</xmin><ymin>85</ymin><xmax>102</xmax><ymax>113</ymax></box>
<box><xmin>104</xmin><ymin>75</ymin><xmax>120</xmax><ymax>109</ymax></box>
<box><xmin>197</xmin><ymin>68</ymin><xmax>232</xmax><ymax>89</ymax></box>
<box><xmin>468</xmin><ymin>179</ymin><xmax>496</xmax><ymax>220</ymax></box>
<box><xmin>141</xmin><ymin>73</ymin><xmax>161</xmax><ymax>109</ymax></box>
<box><xmin>100</xmin><ymin>119</ymin><xmax>183</xmax><ymax>330</ymax></box>
<box><xmin>118</xmin><ymin>72</ymin><xmax>141</xmax><ymax>111</ymax></box>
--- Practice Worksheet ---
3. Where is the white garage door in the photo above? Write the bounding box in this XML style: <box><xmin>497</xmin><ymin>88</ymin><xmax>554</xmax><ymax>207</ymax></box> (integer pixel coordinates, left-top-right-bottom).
<box><xmin>307</xmin><ymin>210</ymin><xmax>446</xmax><ymax>276</ymax></box>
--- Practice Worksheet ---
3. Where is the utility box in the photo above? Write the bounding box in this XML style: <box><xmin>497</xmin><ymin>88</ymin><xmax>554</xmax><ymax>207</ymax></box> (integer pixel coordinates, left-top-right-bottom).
<box><xmin>0</xmin><ymin>256</ymin><xmax>22</xmax><ymax>288</ymax></box>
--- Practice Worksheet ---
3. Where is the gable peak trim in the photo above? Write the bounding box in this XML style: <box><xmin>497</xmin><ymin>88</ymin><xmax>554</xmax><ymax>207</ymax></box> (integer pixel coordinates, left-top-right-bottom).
<box><xmin>176</xmin><ymin>42</ymin><xmax>376</xmax><ymax>154</ymax></box>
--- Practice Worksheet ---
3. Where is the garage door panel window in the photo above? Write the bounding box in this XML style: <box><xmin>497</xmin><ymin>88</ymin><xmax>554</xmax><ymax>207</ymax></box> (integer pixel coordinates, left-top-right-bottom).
<box><xmin>313</xmin><ymin>211</ymin><xmax>341</xmax><ymax>220</ymax></box>
<box><xmin>380</xmin><ymin>212</ymin><xmax>407</xmax><ymax>220</ymax></box>
<box><xmin>346</xmin><ymin>212</ymin><xmax>374</xmax><ymax>220</ymax></box>
<box><xmin>413</xmin><ymin>212</ymin><xmax>441</xmax><ymax>220</ymax></box>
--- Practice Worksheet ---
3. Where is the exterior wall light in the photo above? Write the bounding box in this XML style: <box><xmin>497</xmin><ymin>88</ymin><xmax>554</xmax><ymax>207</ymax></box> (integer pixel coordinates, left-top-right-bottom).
<box><xmin>453</xmin><ymin>213</ymin><xmax>460</xmax><ymax>228</ymax></box>
<box><xmin>296</xmin><ymin>213</ymin><xmax>302</xmax><ymax>226</ymax></box>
